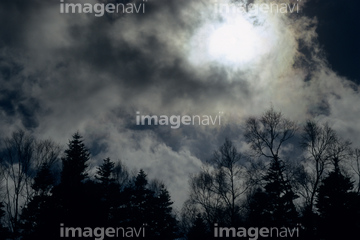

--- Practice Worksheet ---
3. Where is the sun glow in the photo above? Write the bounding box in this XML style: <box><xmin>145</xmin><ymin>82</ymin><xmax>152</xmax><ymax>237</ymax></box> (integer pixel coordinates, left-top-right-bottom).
<box><xmin>209</xmin><ymin>17</ymin><xmax>266</xmax><ymax>64</ymax></box>
<box><xmin>188</xmin><ymin>9</ymin><xmax>276</xmax><ymax>68</ymax></box>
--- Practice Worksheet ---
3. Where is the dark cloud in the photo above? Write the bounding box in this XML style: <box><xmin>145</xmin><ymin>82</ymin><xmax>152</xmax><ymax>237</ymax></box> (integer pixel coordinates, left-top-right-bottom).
<box><xmin>0</xmin><ymin>89</ymin><xmax>19</xmax><ymax>116</ymax></box>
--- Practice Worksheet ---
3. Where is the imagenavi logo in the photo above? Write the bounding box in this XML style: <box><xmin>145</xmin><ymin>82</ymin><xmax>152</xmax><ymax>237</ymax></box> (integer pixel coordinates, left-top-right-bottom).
<box><xmin>135</xmin><ymin>112</ymin><xmax>223</xmax><ymax>129</ymax></box>
<box><xmin>60</xmin><ymin>223</ymin><xmax>147</xmax><ymax>239</ymax></box>
<box><xmin>214</xmin><ymin>223</ymin><xmax>300</xmax><ymax>239</ymax></box>
<box><xmin>212</xmin><ymin>0</ymin><xmax>301</xmax><ymax>14</ymax></box>
<box><xmin>60</xmin><ymin>0</ymin><xmax>147</xmax><ymax>17</ymax></box>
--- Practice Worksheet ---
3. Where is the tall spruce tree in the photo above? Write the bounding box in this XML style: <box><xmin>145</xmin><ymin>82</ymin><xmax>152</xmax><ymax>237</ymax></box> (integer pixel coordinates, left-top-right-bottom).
<box><xmin>95</xmin><ymin>158</ymin><xmax>120</xmax><ymax>224</ymax></box>
<box><xmin>151</xmin><ymin>185</ymin><xmax>178</xmax><ymax>239</ymax></box>
<box><xmin>316</xmin><ymin>167</ymin><xmax>360</xmax><ymax>240</ymax></box>
<box><xmin>263</xmin><ymin>158</ymin><xmax>298</xmax><ymax>226</ymax></box>
<box><xmin>0</xmin><ymin>202</ymin><xmax>10</xmax><ymax>240</ymax></box>
<box><xmin>123</xmin><ymin>169</ymin><xmax>154</xmax><ymax>226</ymax></box>
<box><xmin>122</xmin><ymin>170</ymin><xmax>178</xmax><ymax>239</ymax></box>
<box><xmin>96</xmin><ymin>157</ymin><xmax>115</xmax><ymax>185</ymax></box>
<box><xmin>248</xmin><ymin>158</ymin><xmax>298</xmax><ymax>227</ymax></box>
<box><xmin>247</xmin><ymin>188</ymin><xmax>271</xmax><ymax>227</ymax></box>
<box><xmin>61</xmin><ymin>132</ymin><xmax>90</xmax><ymax>186</ymax></box>
<box><xmin>20</xmin><ymin>163</ymin><xmax>57</xmax><ymax>240</ymax></box>
<box><xmin>187</xmin><ymin>214</ymin><xmax>211</xmax><ymax>240</ymax></box>
<box><xmin>53</xmin><ymin>132</ymin><xmax>93</xmax><ymax>227</ymax></box>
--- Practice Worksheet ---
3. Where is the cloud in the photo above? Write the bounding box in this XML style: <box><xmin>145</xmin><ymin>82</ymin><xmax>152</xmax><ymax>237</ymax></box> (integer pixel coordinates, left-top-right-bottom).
<box><xmin>0</xmin><ymin>0</ymin><xmax>359</xmax><ymax>206</ymax></box>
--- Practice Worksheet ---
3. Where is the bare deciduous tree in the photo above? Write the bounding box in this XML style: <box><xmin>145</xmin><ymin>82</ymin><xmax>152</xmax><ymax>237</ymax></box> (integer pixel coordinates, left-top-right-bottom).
<box><xmin>0</xmin><ymin>130</ymin><xmax>60</xmax><ymax>236</ymax></box>
<box><xmin>179</xmin><ymin>199</ymin><xmax>201</xmax><ymax>236</ymax></box>
<box><xmin>244</xmin><ymin>108</ymin><xmax>298</xmax><ymax>194</ymax></box>
<box><xmin>244</xmin><ymin>107</ymin><xmax>298</xmax><ymax>160</ymax></box>
<box><xmin>209</xmin><ymin>139</ymin><xmax>248</xmax><ymax>225</ymax></box>
<box><xmin>189</xmin><ymin>170</ymin><xmax>223</xmax><ymax>225</ymax></box>
<box><xmin>350</xmin><ymin>149</ymin><xmax>360</xmax><ymax>193</ymax></box>
<box><xmin>113</xmin><ymin>160</ymin><xmax>130</xmax><ymax>190</ymax></box>
<box><xmin>1</xmin><ymin>130</ymin><xmax>34</xmax><ymax>235</ymax></box>
<box><xmin>299</xmin><ymin>121</ymin><xmax>352</xmax><ymax>211</ymax></box>
<box><xmin>244</xmin><ymin>108</ymin><xmax>299</xmax><ymax>225</ymax></box>
<box><xmin>188</xmin><ymin>139</ymin><xmax>248</xmax><ymax>226</ymax></box>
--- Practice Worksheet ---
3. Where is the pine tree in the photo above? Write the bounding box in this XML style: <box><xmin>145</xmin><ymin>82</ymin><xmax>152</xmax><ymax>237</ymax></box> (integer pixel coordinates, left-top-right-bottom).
<box><xmin>263</xmin><ymin>158</ymin><xmax>298</xmax><ymax>226</ymax></box>
<box><xmin>123</xmin><ymin>169</ymin><xmax>153</xmax><ymax>226</ymax></box>
<box><xmin>248</xmin><ymin>158</ymin><xmax>298</xmax><ymax>227</ymax></box>
<box><xmin>95</xmin><ymin>157</ymin><xmax>115</xmax><ymax>185</ymax></box>
<box><xmin>60</xmin><ymin>132</ymin><xmax>90</xmax><ymax>187</ymax></box>
<box><xmin>188</xmin><ymin>214</ymin><xmax>210</xmax><ymax>240</ymax></box>
<box><xmin>95</xmin><ymin>158</ymin><xmax>120</xmax><ymax>223</ymax></box>
<box><xmin>151</xmin><ymin>185</ymin><xmax>178</xmax><ymax>239</ymax></box>
<box><xmin>135</xmin><ymin>169</ymin><xmax>148</xmax><ymax>191</ymax></box>
<box><xmin>247</xmin><ymin>188</ymin><xmax>272</xmax><ymax>227</ymax></box>
<box><xmin>20</xmin><ymin>163</ymin><xmax>58</xmax><ymax>240</ymax></box>
<box><xmin>32</xmin><ymin>163</ymin><xmax>55</xmax><ymax>196</ymax></box>
<box><xmin>52</xmin><ymin>133</ymin><xmax>94</xmax><ymax>226</ymax></box>
<box><xmin>122</xmin><ymin>170</ymin><xmax>178</xmax><ymax>239</ymax></box>
<box><xmin>0</xmin><ymin>202</ymin><xmax>10</xmax><ymax>240</ymax></box>
<box><xmin>316</xmin><ymin>168</ymin><xmax>360</xmax><ymax>240</ymax></box>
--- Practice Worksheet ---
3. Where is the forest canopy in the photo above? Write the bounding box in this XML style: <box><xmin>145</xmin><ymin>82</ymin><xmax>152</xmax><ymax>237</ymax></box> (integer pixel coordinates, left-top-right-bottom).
<box><xmin>0</xmin><ymin>108</ymin><xmax>359</xmax><ymax>240</ymax></box>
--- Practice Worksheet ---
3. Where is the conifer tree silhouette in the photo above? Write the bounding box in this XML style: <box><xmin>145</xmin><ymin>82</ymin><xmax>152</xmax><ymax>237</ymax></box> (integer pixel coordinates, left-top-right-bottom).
<box><xmin>61</xmin><ymin>132</ymin><xmax>90</xmax><ymax>187</ymax></box>
<box><xmin>20</xmin><ymin>163</ymin><xmax>57</xmax><ymax>240</ymax></box>
<box><xmin>96</xmin><ymin>157</ymin><xmax>115</xmax><ymax>185</ymax></box>
<box><xmin>187</xmin><ymin>213</ymin><xmax>211</xmax><ymax>240</ymax></box>
<box><xmin>122</xmin><ymin>169</ymin><xmax>178</xmax><ymax>239</ymax></box>
<box><xmin>316</xmin><ymin>165</ymin><xmax>360</xmax><ymax>240</ymax></box>
<box><xmin>248</xmin><ymin>158</ymin><xmax>298</xmax><ymax>228</ymax></box>
<box><xmin>53</xmin><ymin>132</ymin><xmax>94</xmax><ymax>227</ymax></box>
<box><xmin>95</xmin><ymin>158</ymin><xmax>120</xmax><ymax>224</ymax></box>
<box><xmin>245</xmin><ymin>108</ymin><xmax>298</xmax><ymax>227</ymax></box>
<box><xmin>0</xmin><ymin>202</ymin><xmax>10</xmax><ymax>239</ymax></box>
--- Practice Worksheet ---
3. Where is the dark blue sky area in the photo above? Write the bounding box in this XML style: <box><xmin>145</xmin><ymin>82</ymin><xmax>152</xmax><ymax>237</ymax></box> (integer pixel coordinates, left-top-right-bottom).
<box><xmin>303</xmin><ymin>0</ymin><xmax>360</xmax><ymax>83</ymax></box>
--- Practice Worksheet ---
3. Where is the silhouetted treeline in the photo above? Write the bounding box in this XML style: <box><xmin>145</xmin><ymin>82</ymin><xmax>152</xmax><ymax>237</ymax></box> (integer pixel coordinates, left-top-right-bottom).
<box><xmin>180</xmin><ymin>108</ymin><xmax>360</xmax><ymax>240</ymax></box>
<box><xmin>0</xmin><ymin>108</ymin><xmax>360</xmax><ymax>240</ymax></box>
<box><xmin>0</xmin><ymin>132</ymin><xmax>177</xmax><ymax>240</ymax></box>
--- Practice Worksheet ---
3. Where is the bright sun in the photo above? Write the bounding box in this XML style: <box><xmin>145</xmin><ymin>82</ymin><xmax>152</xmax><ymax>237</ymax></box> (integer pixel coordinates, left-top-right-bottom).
<box><xmin>209</xmin><ymin>17</ymin><xmax>260</xmax><ymax>64</ymax></box>
<box><xmin>189</xmin><ymin>11</ymin><xmax>275</xmax><ymax>68</ymax></box>
<box><xmin>208</xmin><ymin>16</ymin><xmax>270</xmax><ymax>65</ymax></box>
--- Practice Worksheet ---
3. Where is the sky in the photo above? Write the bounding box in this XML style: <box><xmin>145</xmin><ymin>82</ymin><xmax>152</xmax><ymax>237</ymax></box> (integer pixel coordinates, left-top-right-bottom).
<box><xmin>0</xmin><ymin>0</ymin><xmax>359</xmax><ymax>209</ymax></box>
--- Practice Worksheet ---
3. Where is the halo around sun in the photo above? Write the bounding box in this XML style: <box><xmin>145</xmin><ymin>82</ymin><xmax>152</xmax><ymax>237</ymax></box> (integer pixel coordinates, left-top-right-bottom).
<box><xmin>188</xmin><ymin>8</ymin><xmax>276</xmax><ymax>68</ymax></box>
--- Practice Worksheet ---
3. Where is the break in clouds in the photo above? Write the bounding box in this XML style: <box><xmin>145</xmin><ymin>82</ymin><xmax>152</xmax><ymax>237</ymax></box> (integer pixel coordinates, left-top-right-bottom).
<box><xmin>0</xmin><ymin>0</ymin><xmax>359</xmax><ymax>207</ymax></box>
